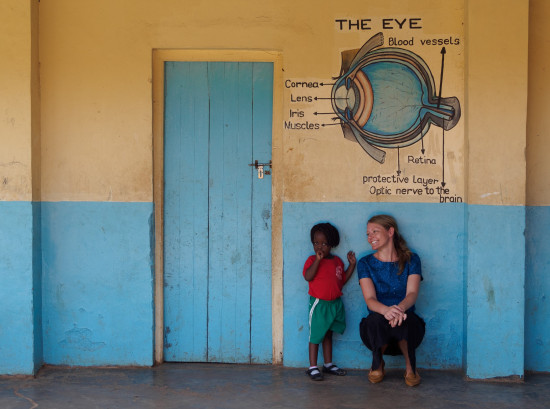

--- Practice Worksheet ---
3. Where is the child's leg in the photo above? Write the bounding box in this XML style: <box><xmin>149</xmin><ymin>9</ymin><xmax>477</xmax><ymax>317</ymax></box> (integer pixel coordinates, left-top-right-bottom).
<box><xmin>322</xmin><ymin>330</ymin><xmax>333</xmax><ymax>364</ymax></box>
<box><xmin>309</xmin><ymin>342</ymin><xmax>320</xmax><ymax>367</ymax></box>
<box><xmin>322</xmin><ymin>298</ymin><xmax>345</xmax><ymax>367</ymax></box>
<box><xmin>308</xmin><ymin>297</ymin><xmax>325</xmax><ymax>368</ymax></box>
<box><xmin>307</xmin><ymin>342</ymin><xmax>324</xmax><ymax>380</ymax></box>
<box><xmin>321</xmin><ymin>330</ymin><xmax>347</xmax><ymax>375</ymax></box>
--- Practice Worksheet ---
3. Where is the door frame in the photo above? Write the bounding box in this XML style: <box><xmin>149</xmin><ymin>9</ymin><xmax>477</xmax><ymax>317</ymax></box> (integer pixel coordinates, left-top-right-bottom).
<box><xmin>152</xmin><ymin>50</ymin><xmax>284</xmax><ymax>365</ymax></box>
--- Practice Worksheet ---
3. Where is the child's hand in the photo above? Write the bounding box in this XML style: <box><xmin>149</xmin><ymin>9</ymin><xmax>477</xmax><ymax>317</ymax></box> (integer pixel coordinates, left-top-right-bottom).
<box><xmin>315</xmin><ymin>250</ymin><xmax>325</xmax><ymax>260</ymax></box>
<box><xmin>347</xmin><ymin>251</ymin><xmax>356</xmax><ymax>264</ymax></box>
<box><xmin>342</xmin><ymin>251</ymin><xmax>357</xmax><ymax>284</ymax></box>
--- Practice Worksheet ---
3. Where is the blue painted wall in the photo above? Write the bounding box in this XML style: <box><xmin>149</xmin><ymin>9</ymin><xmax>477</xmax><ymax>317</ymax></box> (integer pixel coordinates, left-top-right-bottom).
<box><xmin>465</xmin><ymin>205</ymin><xmax>525</xmax><ymax>378</ymax></box>
<box><xmin>283</xmin><ymin>202</ymin><xmax>465</xmax><ymax>370</ymax></box>
<box><xmin>0</xmin><ymin>202</ymin><xmax>38</xmax><ymax>374</ymax></box>
<box><xmin>41</xmin><ymin>202</ymin><xmax>154</xmax><ymax>366</ymax></box>
<box><xmin>1</xmin><ymin>199</ymin><xmax>548</xmax><ymax>374</ymax></box>
<box><xmin>33</xmin><ymin>202</ymin><xmax>43</xmax><ymax>372</ymax></box>
<box><xmin>526</xmin><ymin>206</ymin><xmax>550</xmax><ymax>372</ymax></box>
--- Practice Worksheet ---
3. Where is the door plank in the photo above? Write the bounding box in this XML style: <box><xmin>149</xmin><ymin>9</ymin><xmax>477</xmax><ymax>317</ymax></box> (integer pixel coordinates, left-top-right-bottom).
<box><xmin>232</xmin><ymin>63</ymin><xmax>254</xmax><ymax>362</ymax></box>
<box><xmin>250</xmin><ymin>62</ymin><xmax>274</xmax><ymax>362</ymax></box>
<box><xmin>164</xmin><ymin>62</ymin><xmax>209</xmax><ymax>361</ymax></box>
<box><xmin>207</xmin><ymin>62</ymin><xmax>253</xmax><ymax>362</ymax></box>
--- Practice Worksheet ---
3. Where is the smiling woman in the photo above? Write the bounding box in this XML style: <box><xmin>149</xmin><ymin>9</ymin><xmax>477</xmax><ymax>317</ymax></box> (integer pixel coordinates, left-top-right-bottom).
<box><xmin>358</xmin><ymin>214</ymin><xmax>425</xmax><ymax>387</ymax></box>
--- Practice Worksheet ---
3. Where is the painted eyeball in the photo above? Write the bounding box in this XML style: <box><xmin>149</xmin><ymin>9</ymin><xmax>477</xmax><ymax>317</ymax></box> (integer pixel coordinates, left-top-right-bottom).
<box><xmin>332</xmin><ymin>32</ymin><xmax>460</xmax><ymax>163</ymax></box>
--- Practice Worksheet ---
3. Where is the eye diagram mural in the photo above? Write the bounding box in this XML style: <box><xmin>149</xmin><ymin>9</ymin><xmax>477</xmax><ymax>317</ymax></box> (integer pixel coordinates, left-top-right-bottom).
<box><xmin>331</xmin><ymin>32</ymin><xmax>461</xmax><ymax>163</ymax></box>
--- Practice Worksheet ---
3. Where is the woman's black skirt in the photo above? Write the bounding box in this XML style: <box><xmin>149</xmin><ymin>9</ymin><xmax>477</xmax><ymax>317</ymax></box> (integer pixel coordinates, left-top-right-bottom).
<box><xmin>359</xmin><ymin>311</ymin><xmax>425</xmax><ymax>372</ymax></box>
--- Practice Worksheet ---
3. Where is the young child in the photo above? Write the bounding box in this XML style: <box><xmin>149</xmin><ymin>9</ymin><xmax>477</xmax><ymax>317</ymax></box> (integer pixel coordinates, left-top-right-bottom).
<box><xmin>303</xmin><ymin>222</ymin><xmax>356</xmax><ymax>381</ymax></box>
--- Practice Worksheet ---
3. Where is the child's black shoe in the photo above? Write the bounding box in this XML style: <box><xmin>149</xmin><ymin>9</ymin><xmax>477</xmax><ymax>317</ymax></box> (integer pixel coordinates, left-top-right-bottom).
<box><xmin>322</xmin><ymin>364</ymin><xmax>347</xmax><ymax>376</ymax></box>
<box><xmin>306</xmin><ymin>367</ymin><xmax>324</xmax><ymax>381</ymax></box>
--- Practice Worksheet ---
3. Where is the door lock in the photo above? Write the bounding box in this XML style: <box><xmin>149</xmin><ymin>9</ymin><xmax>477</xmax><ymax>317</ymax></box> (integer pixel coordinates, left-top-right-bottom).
<box><xmin>249</xmin><ymin>160</ymin><xmax>272</xmax><ymax>179</ymax></box>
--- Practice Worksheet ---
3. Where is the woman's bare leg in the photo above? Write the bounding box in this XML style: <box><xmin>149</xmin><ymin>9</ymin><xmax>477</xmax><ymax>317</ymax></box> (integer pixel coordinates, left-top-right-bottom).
<box><xmin>398</xmin><ymin>339</ymin><xmax>414</xmax><ymax>375</ymax></box>
<box><xmin>373</xmin><ymin>344</ymin><xmax>388</xmax><ymax>370</ymax></box>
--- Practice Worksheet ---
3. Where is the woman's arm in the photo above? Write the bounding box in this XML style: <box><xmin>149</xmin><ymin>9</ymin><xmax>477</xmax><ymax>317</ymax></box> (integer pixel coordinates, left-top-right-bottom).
<box><xmin>397</xmin><ymin>274</ymin><xmax>421</xmax><ymax>312</ymax></box>
<box><xmin>359</xmin><ymin>277</ymin><xmax>383</xmax><ymax>313</ymax></box>
<box><xmin>359</xmin><ymin>277</ymin><xmax>398</xmax><ymax>316</ymax></box>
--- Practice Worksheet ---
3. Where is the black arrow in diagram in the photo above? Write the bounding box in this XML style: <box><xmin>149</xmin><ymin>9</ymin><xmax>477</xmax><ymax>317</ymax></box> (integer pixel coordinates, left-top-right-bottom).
<box><xmin>437</xmin><ymin>47</ymin><xmax>446</xmax><ymax>108</ymax></box>
<box><xmin>422</xmin><ymin>48</ymin><xmax>446</xmax><ymax>155</ymax></box>
<box><xmin>438</xmin><ymin>46</ymin><xmax>447</xmax><ymax>187</ymax></box>
<box><xmin>397</xmin><ymin>147</ymin><xmax>401</xmax><ymax>176</ymax></box>
<box><xmin>441</xmin><ymin>128</ymin><xmax>446</xmax><ymax>187</ymax></box>
<box><xmin>313</xmin><ymin>112</ymin><xmax>335</xmax><ymax>115</ymax></box>
<box><xmin>319</xmin><ymin>82</ymin><xmax>336</xmax><ymax>86</ymax></box>
<box><xmin>314</xmin><ymin>97</ymin><xmax>347</xmax><ymax>101</ymax></box>
<box><xmin>321</xmin><ymin>123</ymin><xmax>341</xmax><ymax>127</ymax></box>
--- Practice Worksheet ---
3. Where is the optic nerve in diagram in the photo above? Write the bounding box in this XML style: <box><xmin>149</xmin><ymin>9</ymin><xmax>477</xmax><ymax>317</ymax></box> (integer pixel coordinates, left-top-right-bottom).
<box><xmin>331</xmin><ymin>32</ymin><xmax>461</xmax><ymax>163</ymax></box>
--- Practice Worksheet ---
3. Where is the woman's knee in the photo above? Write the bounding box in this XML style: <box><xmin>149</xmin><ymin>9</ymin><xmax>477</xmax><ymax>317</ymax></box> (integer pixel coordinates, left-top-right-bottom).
<box><xmin>360</xmin><ymin>313</ymin><xmax>388</xmax><ymax>346</ymax></box>
<box><xmin>363</xmin><ymin>313</ymin><xmax>387</xmax><ymax>329</ymax></box>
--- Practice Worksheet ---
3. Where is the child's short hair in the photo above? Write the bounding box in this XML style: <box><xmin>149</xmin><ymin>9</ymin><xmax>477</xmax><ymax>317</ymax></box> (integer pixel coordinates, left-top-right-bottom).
<box><xmin>310</xmin><ymin>222</ymin><xmax>340</xmax><ymax>248</ymax></box>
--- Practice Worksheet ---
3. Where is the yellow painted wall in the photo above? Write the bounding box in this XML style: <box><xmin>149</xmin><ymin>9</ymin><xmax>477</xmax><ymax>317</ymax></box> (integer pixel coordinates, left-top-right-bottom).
<box><xmin>466</xmin><ymin>0</ymin><xmax>528</xmax><ymax>206</ymax></box>
<box><xmin>0</xmin><ymin>0</ymin><xmax>34</xmax><ymax>202</ymax></box>
<box><xmin>38</xmin><ymin>0</ymin><xmax>467</xmax><ymax>204</ymax></box>
<box><xmin>528</xmin><ymin>0</ymin><xmax>550</xmax><ymax>206</ymax></box>
<box><xmin>35</xmin><ymin>0</ymin><xmax>539</xmax><ymax>207</ymax></box>
<box><xmin>34</xmin><ymin>0</ymin><xmax>543</xmax><ymax>207</ymax></box>
<box><xmin>0</xmin><ymin>1</ymin><xmax>534</xmax><ymax>203</ymax></box>
<box><xmin>31</xmin><ymin>0</ymin><xmax>41</xmax><ymax>202</ymax></box>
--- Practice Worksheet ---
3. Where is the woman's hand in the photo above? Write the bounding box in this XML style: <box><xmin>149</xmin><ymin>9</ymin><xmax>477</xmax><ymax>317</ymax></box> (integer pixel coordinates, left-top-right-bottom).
<box><xmin>388</xmin><ymin>314</ymin><xmax>407</xmax><ymax>327</ymax></box>
<box><xmin>384</xmin><ymin>305</ymin><xmax>407</xmax><ymax>327</ymax></box>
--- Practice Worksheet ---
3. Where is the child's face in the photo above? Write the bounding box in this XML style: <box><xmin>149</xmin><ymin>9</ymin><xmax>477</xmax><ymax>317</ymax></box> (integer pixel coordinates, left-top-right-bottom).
<box><xmin>313</xmin><ymin>231</ymin><xmax>332</xmax><ymax>258</ymax></box>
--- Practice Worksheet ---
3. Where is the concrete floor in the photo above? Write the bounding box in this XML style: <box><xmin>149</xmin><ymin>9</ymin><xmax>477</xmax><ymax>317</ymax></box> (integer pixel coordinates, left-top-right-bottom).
<box><xmin>1</xmin><ymin>364</ymin><xmax>549</xmax><ymax>409</ymax></box>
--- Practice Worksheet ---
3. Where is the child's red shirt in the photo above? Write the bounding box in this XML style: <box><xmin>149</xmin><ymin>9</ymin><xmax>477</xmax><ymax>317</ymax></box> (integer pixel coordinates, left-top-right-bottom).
<box><xmin>302</xmin><ymin>255</ymin><xmax>345</xmax><ymax>301</ymax></box>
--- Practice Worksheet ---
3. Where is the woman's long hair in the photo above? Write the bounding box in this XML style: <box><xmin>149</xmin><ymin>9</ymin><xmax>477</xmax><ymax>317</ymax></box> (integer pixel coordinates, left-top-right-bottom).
<box><xmin>368</xmin><ymin>214</ymin><xmax>411</xmax><ymax>274</ymax></box>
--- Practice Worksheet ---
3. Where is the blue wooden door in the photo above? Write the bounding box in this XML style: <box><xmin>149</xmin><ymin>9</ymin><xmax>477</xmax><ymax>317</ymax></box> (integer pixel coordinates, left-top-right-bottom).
<box><xmin>163</xmin><ymin>62</ymin><xmax>273</xmax><ymax>363</ymax></box>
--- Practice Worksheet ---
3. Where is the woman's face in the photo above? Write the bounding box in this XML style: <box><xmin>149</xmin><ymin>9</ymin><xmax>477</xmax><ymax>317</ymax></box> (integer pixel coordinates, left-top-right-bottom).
<box><xmin>366</xmin><ymin>222</ymin><xmax>394</xmax><ymax>252</ymax></box>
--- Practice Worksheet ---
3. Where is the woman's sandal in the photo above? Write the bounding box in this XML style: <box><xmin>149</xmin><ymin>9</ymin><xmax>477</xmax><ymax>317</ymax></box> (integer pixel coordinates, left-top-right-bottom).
<box><xmin>404</xmin><ymin>371</ymin><xmax>421</xmax><ymax>387</ymax></box>
<box><xmin>322</xmin><ymin>364</ymin><xmax>347</xmax><ymax>376</ymax></box>
<box><xmin>306</xmin><ymin>367</ymin><xmax>324</xmax><ymax>381</ymax></box>
<box><xmin>368</xmin><ymin>360</ymin><xmax>385</xmax><ymax>384</ymax></box>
